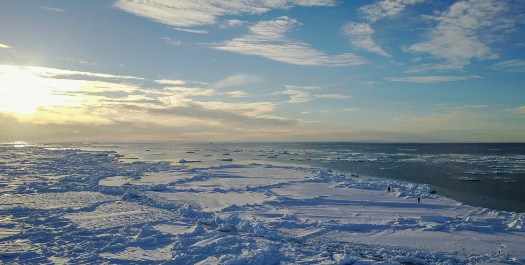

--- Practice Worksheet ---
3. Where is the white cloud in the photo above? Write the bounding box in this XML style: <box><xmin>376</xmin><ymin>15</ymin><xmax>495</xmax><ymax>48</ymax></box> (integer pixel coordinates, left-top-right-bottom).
<box><xmin>2</xmin><ymin>64</ymin><xmax>298</xmax><ymax>128</ymax></box>
<box><xmin>315</xmin><ymin>94</ymin><xmax>351</xmax><ymax>99</ymax></box>
<box><xmin>123</xmin><ymin>86</ymin><xmax>293</xmax><ymax>127</ymax></box>
<box><xmin>407</xmin><ymin>0</ymin><xmax>516</xmax><ymax>71</ymax></box>
<box><xmin>283</xmin><ymin>85</ymin><xmax>320</xmax><ymax>90</ymax></box>
<box><xmin>342</xmin><ymin>22</ymin><xmax>390</xmax><ymax>57</ymax></box>
<box><xmin>510</xmin><ymin>106</ymin><xmax>525</xmax><ymax>114</ymax></box>
<box><xmin>344</xmin><ymin>108</ymin><xmax>360</xmax><ymax>112</ymax></box>
<box><xmin>155</xmin><ymin>78</ymin><xmax>209</xmax><ymax>86</ymax></box>
<box><xmin>155</xmin><ymin>79</ymin><xmax>186</xmax><ymax>85</ymax></box>
<box><xmin>173</xmin><ymin>27</ymin><xmax>209</xmax><ymax>34</ymax></box>
<box><xmin>198</xmin><ymin>101</ymin><xmax>275</xmax><ymax>116</ymax></box>
<box><xmin>360</xmin><ymin>0</ymin><xmax>426</xmax><ymax>23</ymax></box>
<box><xmin>211</xmin><ymin>74</ymin><xmax>263</xmax><ymax>89</ymax></box>
<box><xmin>0</xmin><ymin>65</ymin><xmax>144</xmax><ymax>82</ymax></box>
<box><xmin>0</xmin><ymin>65</ymin><xmax>150</xmax><ymax>122</ymax></box>
<box><xmin>0</xmin><ymin>44</ymin><xmax>11</xmax><ymax>49</ymax></box>
<box><xmin>453</xmin><ymin>104</ymin><xmax>492</xmax><ymax>111</ymax></box>
<box><xmin>19</xmin><ymin>66</ymin><xmax>144</xmax><ymax>80</ymax></box>
<box><xmin>283</xmin><ymin>88</ymin><xmax>312</xmax><ymax>103</ymax></box>
<box><xmin>114</xmin><ymin>0</ymin><xmax>335</xmax><ymax>28</ymax></box>
<box><xmin>491</xmin><ymin>60</ymin><xmax>525</xmax><ymax>72</ymax></box>
<box><xmin>362</xmin><ymin>81</ymin><xmax>380</xmax><ymax>87</ymax></box>
<box><xmin>343</xmin><ymin>0</ymin><xmax>425</xmax><ymax>59</ymax></box>
<box><xmin>148</xmin><ymin>100</ymin><xmax>293</xmax><ymax>127</ymax></box>
<box><xmin>162</xmin><ymin>38</ymin><xmax>183</xmax><ymax>45</ymax></box>
<box><xmin>281</xmin><ymin>85</ymin><xmax>350</xmax><ymax>103</ymax></box>
<box><xmin>221</xmin><ymin>20</ymin><xmax>246</xmax><ymax>28</ymax></box>
<box><xmin>282</xmin><ymin>85</ymin><xmax>349</xmax><ymax>103</ymax></box>
<box><xmin>41</xmin><ymin>6</ymin><xmax>66</xmax><ymax>12</ymax></box>
<box><xmin>163</xmin><ymin>87</ymin><xmax>215</xmax><ymax>98</ymax></box>
<box><xmin>226</xmin><ymin>90</ymin><xmax>248</xmax><ymax>98</ymax></box>
<box><xmin>404</xmin><ymin>62</ymin><xmax>465</xmax><ymax>73</ymax></box>
<box><xmin>386</xmin><ymin>75</ymin><xmax>482</xmax><ymax>83</ymax></box>
<box><xmin>215</xmin><ymin>17</ymin><xmax>367</xmax><ymax>66</ymax></box>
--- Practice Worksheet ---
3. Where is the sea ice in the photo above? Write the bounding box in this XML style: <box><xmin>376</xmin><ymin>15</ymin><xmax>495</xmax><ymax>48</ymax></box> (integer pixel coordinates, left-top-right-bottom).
<box><xmin>0</xmin><ymin>146</ymin><xmax>524</xmax><ymax>264</ymax></box>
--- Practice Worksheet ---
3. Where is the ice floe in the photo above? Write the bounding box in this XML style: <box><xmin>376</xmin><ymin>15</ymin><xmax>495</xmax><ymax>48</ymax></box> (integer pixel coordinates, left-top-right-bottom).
<box><xmin>0</xmin><ymin>145</ymin><xmax>524</xmax><ymax>264</ymax></box>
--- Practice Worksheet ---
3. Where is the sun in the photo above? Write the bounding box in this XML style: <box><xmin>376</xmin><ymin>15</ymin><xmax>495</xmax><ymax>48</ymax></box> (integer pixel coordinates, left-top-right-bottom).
<box><xmin>0</xmin><ymin>66</ymin><xmax>69</xmax><ymax>115</ymax></box>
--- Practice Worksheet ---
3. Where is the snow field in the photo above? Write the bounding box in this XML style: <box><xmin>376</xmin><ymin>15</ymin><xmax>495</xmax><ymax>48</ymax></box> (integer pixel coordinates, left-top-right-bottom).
<box><xmin>0</xmin><ymin>146</ymin><xmax>524</xmax><ymax>264</ymax></box>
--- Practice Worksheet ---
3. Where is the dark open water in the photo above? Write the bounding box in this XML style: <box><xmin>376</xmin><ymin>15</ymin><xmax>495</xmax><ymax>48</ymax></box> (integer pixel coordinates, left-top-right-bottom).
<box><xmin>83</xmin><ymin>142</ymin><xmax>525</xmax><ymax>213</ymax></box>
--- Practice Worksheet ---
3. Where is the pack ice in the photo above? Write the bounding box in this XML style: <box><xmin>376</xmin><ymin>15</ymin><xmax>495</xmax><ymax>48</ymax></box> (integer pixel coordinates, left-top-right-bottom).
<box><xmin>0</xmin><ymin>144</ymin><xmax>524</xmax><ymax>264</ymax></box>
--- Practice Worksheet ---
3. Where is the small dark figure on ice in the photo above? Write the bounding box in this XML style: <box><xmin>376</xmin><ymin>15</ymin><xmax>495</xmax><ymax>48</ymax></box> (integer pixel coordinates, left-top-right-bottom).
<box><xmin>417</xmin><ymin>197</ymin><xmax>421</xmax><ymax>203</ymax></box>
<box><xmin>387</xmin><ymin>187</ymin><xmax>391</xmax><ymax>192</ymax></box>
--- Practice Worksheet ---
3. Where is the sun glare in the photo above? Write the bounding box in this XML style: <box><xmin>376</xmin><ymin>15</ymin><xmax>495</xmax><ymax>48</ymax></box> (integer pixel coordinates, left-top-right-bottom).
<box><xmin>0</xmin><ymin>66</ymin><xmax>72</xmax><ymax>115</ymax></box>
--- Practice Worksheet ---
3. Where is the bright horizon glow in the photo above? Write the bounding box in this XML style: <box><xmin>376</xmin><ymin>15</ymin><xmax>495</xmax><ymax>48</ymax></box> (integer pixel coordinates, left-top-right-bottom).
<box><xmin>0</xmin><ymin>67</ymin><xmax>54</xmax><ymax>115</ymax></box>
<box><xmin>0</xmin><ymin>0</ymin><xmax>524</xmax><ymax>142</ymax></box>
<box><xmin>0</xmin><ymin>66</ymin><xmax>83</xmax><ymax>115</ymax></box>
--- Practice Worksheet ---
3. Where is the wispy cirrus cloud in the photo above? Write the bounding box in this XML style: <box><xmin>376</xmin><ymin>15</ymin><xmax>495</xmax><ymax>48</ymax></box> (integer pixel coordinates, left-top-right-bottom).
<box><xmin>114</xmin><ymin>0</ymin><xmax>335</xmax><ymax>28</ymax></box>
<box><xmin>162</xmin><ymin>37</ymin><xmax>184</xmax><ymax>46</ymax></box>
<box><xmin>40</xmin><ymin>6</ymin><xmax>66</xmax><ymax>12</ymax></box>
<box><xmin>0</xmin><ymin>65</ymin><xmax>296</xmax><ymax>132</ymax></box>
<box><xmin>210</xmin><ymin>73</ymin><xmax>263</xmax><ymax>89</ymax></box>
<box><xmin>282</xmin><ymin>85</ymin><xmax>350</xmax><ymax>103</ymax></box>
<box><xmin>155</xmin><ymin>78</ymin><xmax>209</xmax><ymax>86</ymax></box>
<box><xmin>359</xmin><ymin>0</ymin><xmax>427</xmax><ymax>23</ymax></box>
<box><xmin>342</xmin><ymin>22</ymin><xmax>390</xmax><ymax>57</ymax></box>
<box><xmin>162</xmin><ymin>87</ymin><xmax>215</xmax><ymax>99</ymax></box>
<box><xmin>452</xmin><ymin>104</ymin><xmax>493</xmax><ymax>112</ymax></box>
<box><xmin>225</xmin><ymin>90</ymin><xmax>248</xmax><ymax>98</ymax></box>
<box><xmin>315</xmin><ymin>94</ymin><xmax>351</xmax><ymax>99</ymax></box>
<box><xmin>509</xmin><ymin>106</ymin><xmax>525</xmax><ymax>114</ymax></box>
<box><xmin>344</xmin><ymin>108</ymin><xmax>360</xmax><ymax>112</ymax></box>
<box><xmin>407</xmin><ymin>0</ymin><xmax>517</xmax><ymax>72</ymax></box>
<box><xmin>0</xmin><ymin>65</ymin><xmax>146</xmax><ymax>121</ymax></box>
<box><xmin>145</xmin><ymin>100</ymin><xmax>294</xmax><ymax>127</ymax></box>
<box><xmin>215</xmin><ymin>17</ymin><xmax>367</xmax><ymax>66</ymax></box>
<box><xmin>283</xmin><ymin>85</ymin><xmax>320</xmax><ymax>90</ymax></box>
<box><xmin>343</xmin><ymin>0</ymin><xmax>424</xmax><ymax>57</ymax></box>
<box><xmin>221</xmin><ymin>19</ymin><xmax>246</xmax><ymax>28</ymax></box>
<box><xmin>155</xmin><ymin>79</ymin><xmax>186</xmax><ymax>85</ymax></box>
<box><xmin>491</xmin><ymin>60</ymin><xmax>525</xmax><ymax>72</ymax></box>
<box><xmin>386</xmin><ymin>75</ymin><xmax>482</xmax><ymax>83</ymax></box>
<box><xmin>283</xmin><ymin>88</ymin><xmax>312</xmax><ymax>103</ymax></box>
<box><xmin>7</xmin><ymin>65</ymin><xmax>145</xmax><ymax>81</ymax></box>
<box><xmin>173</xmin><ymin>27</ymin><xmax>208</xmax><ymax>34</ymax></box>
<box><xmin>0</xmin><ymin>44</ymin><xmax>11</xmax><ymax>49</ymax></box>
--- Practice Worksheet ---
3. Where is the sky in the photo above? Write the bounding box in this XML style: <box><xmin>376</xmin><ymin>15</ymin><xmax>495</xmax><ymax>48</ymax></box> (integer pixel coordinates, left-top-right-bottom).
<box><xmin>1</xmin><ymin>0</ymin><xmax>524</xmax><ymax>143</ymax></box>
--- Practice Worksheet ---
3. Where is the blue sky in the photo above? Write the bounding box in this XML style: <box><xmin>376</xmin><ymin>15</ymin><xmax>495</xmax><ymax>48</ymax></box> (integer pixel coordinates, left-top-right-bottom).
<box><xmin>1</xmin><ymin>0</ymin><xmax>524</xmax><ymax>142</ymax></box>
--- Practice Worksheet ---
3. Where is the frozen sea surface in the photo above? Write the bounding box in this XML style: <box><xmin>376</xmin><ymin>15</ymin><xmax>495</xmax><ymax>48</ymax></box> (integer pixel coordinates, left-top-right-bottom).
<box><xmin>0</xmin><ymin>143</ymin><xmax>524</xmax><ymax>264</ymax></box>
<box><xmin>90</xmin><ymin>142</ymin><xmax>525</xmax><ymax>212</ymax></box>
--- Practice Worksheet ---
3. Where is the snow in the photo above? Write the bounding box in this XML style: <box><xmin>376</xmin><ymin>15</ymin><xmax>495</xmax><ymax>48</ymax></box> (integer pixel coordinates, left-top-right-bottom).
<box><xmin>0</xmin><ymin>145</ymin><xmax>524</xmax><ymax>264</ymax></box>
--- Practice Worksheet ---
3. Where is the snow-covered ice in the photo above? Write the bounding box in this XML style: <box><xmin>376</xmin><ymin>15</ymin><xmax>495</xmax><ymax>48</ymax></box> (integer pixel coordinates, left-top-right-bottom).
<box><xmin>0</xmin><ymin>144</ymin><xmax>524</xmax><ymax>264</ymax></box>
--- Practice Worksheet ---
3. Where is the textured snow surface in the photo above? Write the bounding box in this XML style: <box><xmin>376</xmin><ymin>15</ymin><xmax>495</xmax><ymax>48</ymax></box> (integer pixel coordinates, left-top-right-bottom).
<box><xmin>0</xmin><ymin>145</ymin><xmax>524</xmax><ymax>264</ymax></box>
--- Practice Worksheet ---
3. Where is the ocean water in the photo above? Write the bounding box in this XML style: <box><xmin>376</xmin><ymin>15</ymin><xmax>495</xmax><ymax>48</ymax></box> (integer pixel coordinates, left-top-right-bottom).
<box><xmin>70</xmin><ymin>142</ymin><xmax>525</xmax><ymax>213</ymax></box>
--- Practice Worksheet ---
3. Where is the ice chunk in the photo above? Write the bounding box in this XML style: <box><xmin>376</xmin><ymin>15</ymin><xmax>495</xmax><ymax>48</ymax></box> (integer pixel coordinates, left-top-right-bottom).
<box><xmin>150</xmin><ymin>184</ymin><xmax>167</xmax><ymax>191</ymax></box>
<box><xmin>420</xmin><ymin>215</ymin><xmax>446</xmax><ymax>223</ymax></box>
